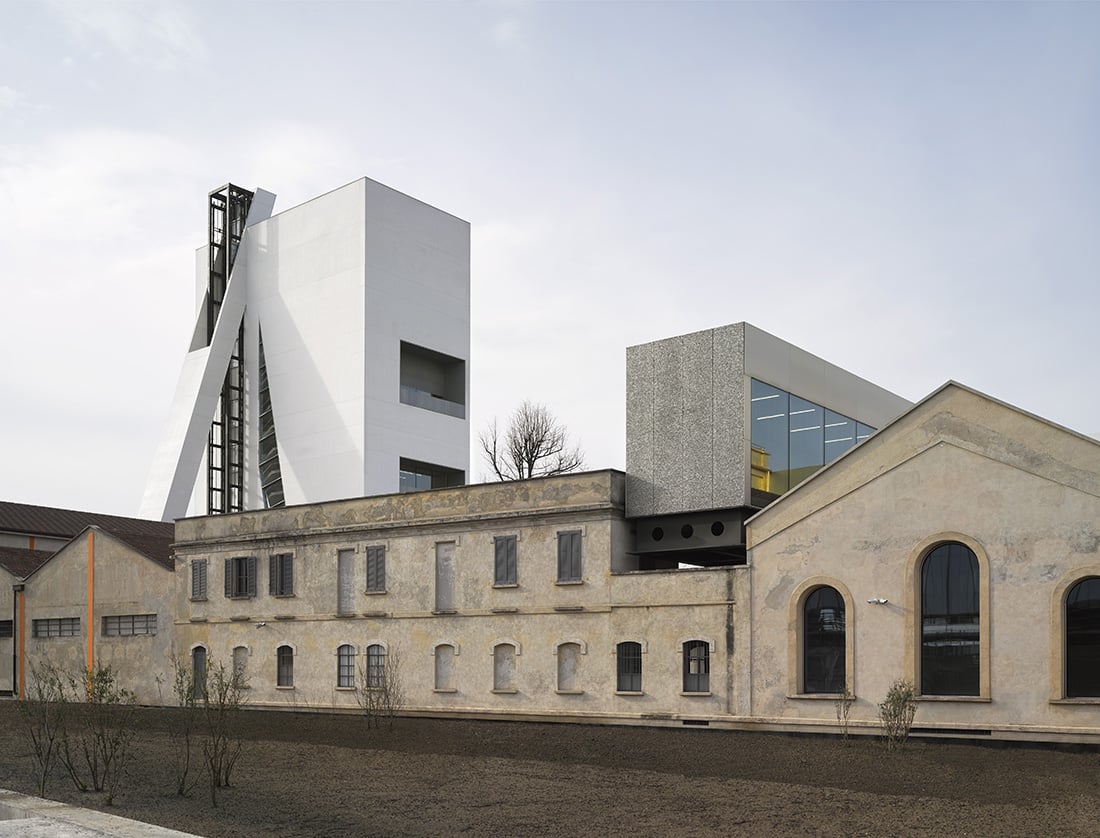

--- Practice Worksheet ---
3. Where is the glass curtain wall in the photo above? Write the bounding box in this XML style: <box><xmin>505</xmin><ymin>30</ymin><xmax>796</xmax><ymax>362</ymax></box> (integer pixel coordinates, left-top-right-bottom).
<box><xmin>751</xmin><ymin>379</ymin><xmax>875</xmax><ymax>497</ymax></box>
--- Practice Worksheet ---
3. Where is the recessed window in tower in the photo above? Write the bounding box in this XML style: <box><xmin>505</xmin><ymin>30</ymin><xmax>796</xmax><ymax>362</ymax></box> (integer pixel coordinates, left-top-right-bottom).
<box><xmin>258</xmin><ymin>328</ymin><xmax>285</xmax><ymax>508</ymax></box>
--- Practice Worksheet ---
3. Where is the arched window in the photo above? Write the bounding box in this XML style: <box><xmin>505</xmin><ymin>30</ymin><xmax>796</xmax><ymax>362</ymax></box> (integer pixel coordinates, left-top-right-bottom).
<box><xmin>434</xmin><ymin>643</ymin><xmax>456</xmax><ymax>691</ymax></box>
<box><xmin>337</xmin><ymin>644</ymin><xmax>355</xmax><ymax>688</ymax></box>
<box><xmin>277</xmin><ymin>645</ymin><xmax>294</xmax><ymax>687</ymax></box>
<box><xmin>616</xmin><ymin>642</ymin><xmax>642</xmax><ymax>692</ymax></box>
<box><xmin>682</xmin><ymin>641</ymin><xmax>709</xmax><ymax>693</ymax></box>
<box><xmin>804</xmin><ymin>586</ymin><xmax>845</xmax><ymax>694</ymax></box>
<box><xmin>191</xmin><ymin>646</ymin><xmax>207</xmax><ymax>701</ymax></box>
<box><xmin>921</xmin><ymin>542</ymin><xmax>979</xmax><ymax>696</ymax></box>
<box><xmin>1066</xmin><ymin>577</ymin><xmax>1100</xmax><ymax>698</ymax></box>
<box><xmin>557</xmin><ymin>642</ymin><xmax>581</xmax><ymax>692</ymax></box>
<box><xmin>366</xmin><ymin>644</ymin><xmax>386</xmax><ymax>689</ymax></box>
<box><xmin>493</xmin><ymin>643</ymin><xmax>516</xmax><ymax>692</ymax></box>
<box><xmin>232</xmin><ymin>646</ymin><xmax>249</xmax><ymax>684</ymax></box>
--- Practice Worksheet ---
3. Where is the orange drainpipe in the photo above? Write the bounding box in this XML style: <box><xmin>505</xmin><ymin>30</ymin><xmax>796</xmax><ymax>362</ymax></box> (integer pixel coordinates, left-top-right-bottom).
<box><xmin>16</xmin><ymin>587</ymin><xmax>25</xmax><ymax>700</ymax></box>
<box><xmin>28</xmin><ymin>536</ymin><xmax>35</xmax><ymax>550</ymax></box>
<box><xmin>87</xmin><ymin>531</ymin><xmax>95</xmax><ymax>675</ymax></box>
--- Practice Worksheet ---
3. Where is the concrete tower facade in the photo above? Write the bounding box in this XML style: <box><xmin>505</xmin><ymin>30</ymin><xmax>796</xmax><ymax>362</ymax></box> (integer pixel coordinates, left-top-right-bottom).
<box><xmin>141</xmin><ymin>177</ymin><xmax>470</xmax><ymax>522</ymax></box>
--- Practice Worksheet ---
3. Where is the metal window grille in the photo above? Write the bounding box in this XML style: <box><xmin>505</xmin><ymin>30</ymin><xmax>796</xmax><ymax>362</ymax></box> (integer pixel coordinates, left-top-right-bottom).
<box><xmin>557</xmin><ymin>531</ymin><xmax>582</xmax><ymax>582</ymax></box>
<box><xmin>32</xmin><ymin>617</ymin><xmax>80</xmax><ymax>638</ymax></box>
<box><xmin>494</xmin><ymin>536</ymin><xmax>517</xmax><ymax>585</ymax></box>
<box><xmin>683</xmin><ymin>640</ymin><xmax>710</xmax><ymax>692</ymax></box>
<box><xmin>277</xmin><ymin>646</ymin><xmax>294</xmax><ymax>687</ymax></box>
<box><xmin>366</xmin><ymin>644</ymin><xmax>386</xmax><ymax>689</ymax></box>
<box><xmin>269</xmin><ymin>553</ymin><xmax>294</xmax><ymax>596</ymax></box>
<box><xmin>0</xmin><ymin>620</ymin><xmax>12</xmax><ymax>638</ymax></box>
<box><xmin>366</xmin><ymin>546</ymin><xmax>386</xmax><ymax>593</ymax></box>
<box><xmin>616</xmin><ymin>642</ymin><xmax>642</xmax><ymax>692</ymax></box>
<box><xmin>191</xmin><ymin>559</ymin><xmax>208</xmax><ymax>600</ymax></box>
<box><xmin>337</xmin><ymin>645</ymin><xmax>356</xmax><ymax>688</ymax></box>
<box><xmin>102</xmin><ymin>614</ymin><xmax>157</xmax><ymax>637</ymax></box>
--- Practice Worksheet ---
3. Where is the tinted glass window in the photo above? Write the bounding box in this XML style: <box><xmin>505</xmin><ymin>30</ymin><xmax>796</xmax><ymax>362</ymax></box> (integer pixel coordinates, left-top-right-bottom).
<box><xmin>1066</xmin><ymin>577</ymin><xmax>1100</xmax><ymax>698</ymax></box>
<box><xmin>804</xmin><ymin>586</ymin><xmax>846</xmax><ymax>693</ymax></box>
<box><xmin>750</xmin><ymin>379</ymin><xmax>789</xmax><ymax>494</ymax></box>
<box><xmin>921</xmin><ymin>542</ymin><xmax>980</xmax><ymax>696</ymax></box>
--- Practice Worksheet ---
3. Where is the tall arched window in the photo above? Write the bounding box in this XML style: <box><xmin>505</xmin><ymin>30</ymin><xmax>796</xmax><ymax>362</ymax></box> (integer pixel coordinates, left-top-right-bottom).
<box><xmin>366</xmin><ymin>644</ymin><xmax>386</xmax><ymax>689</ymax></box>
<box><xmin>804</xmin><ymin>586</ymin><xmax>845</xmax><ymax>694</ymax></box>
<box><xmin>682</xmin><ymin>641</ymin><xmax>709</xmax><ymax>693</ymax></box>
<box><xmin>277</xmin><ymin>645</ymin><xmax>294</xmax><ymax>687</ymax></box>
<box><xmin>191</xmin><ymin>646</ymin><xmax>207</xmax><ymax>701</ymax></box>
<box><xmin>1066</xmin><ymin>577</ymin><xmax>1100</xmax><ymax>698</ymax></box>
<box><xmin>616</xmin><ymin>642</ymin><xmax>642</xmax><ymax>692</ymax></box>
<box><xmin>921</xmin><ymin>542</ymin><xmax>979</xmax><ymax>696</ymax></box>
<box><xmin>337</xmin><ymin>644</ymin><xmax>355</xmax><ymax>688</ymax></box>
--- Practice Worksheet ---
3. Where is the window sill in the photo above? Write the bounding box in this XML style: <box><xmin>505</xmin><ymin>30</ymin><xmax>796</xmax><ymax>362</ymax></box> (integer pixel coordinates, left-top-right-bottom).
<box><xmin>189</xmin><ymin>617</ymin><xmax>208</xmax><ymax>623</ymax></box>
<box><xmin>364</xmin><ymin>590</ymin><xmax>387</xmax><ymax>596</ymax></box>
<box><xmin>491</xmin><ymin>608</ymin><xmax>519</xmax><ymax>614</ymax></box>
<box><xmin>917</xmin><ymin>695</ymin><xmax>990</xmax><ymax>703</ymax></box>
<box><xmin>491</xmin><ymin>688</ymin><xmax>518</xmax><ymax>695</ymax></box>
<box><xmin>229</xmin><ymin>616</ymin><xmax>250</xmax><ymax>622</ymax></box>
<box><xmin>432</xmin><ymin>610</ymin><xmax>458</xmax><ymax>615</ymax></box>
<box><xmin>273</xmin><ymin>594</ymin><xmax>295</xmax><ymax>599</ymax></box>
<box><xmin>227</xmin><ymin>596</ymin><xmax>253</xmax><ymax>601</ymax></box>
<box><xmin>334</xmin><ymin>686</ymin><xmax>355</xmax><ymax>692</ymax></box>
<box><xmin>615</xmin><ymin>691</ymin><xmax>644</xmax><ymax>696</ymax></box>
<box><xmin>555</xmin><ymin>689</ymin><xmax>584</xmax><ymax>696</ymax></box>
<box><xmin>274</xmin><ymin>615</ymin><xmax>296</xmax><ymax>621</ymax></box>
<box><xmin>1050</xmin><ymin>698</ymin><xmax>1100</xmax><ymax>705</ymax></box>
<box><xmin>555</xmin><ymin>580</ymin><xmax>584</xmax><ymax>586</ymax></box>
<box><xmin>680</xmin><ymin>691</ymin><xmax>712</xmax><ymax>697</ymax></box>
<box><xmin>189</xmin><ymin>598</ymin><xmax>207</xmax><ymax>603</ymax></box>
<box><xmin>786</xmin><ymin>693</ymin><xmax>853</xmax><ymax>701</ymax></box>
<box><xmin>433</xmin><ymin>688</ymin><xmax>458</xmax><ymax>694</ymax></box>
<box><xmin>492</xmin><ymin>583</ymin><xmax>519</xmax><ymax>589</ymax></box>
<box><xmin>335</xmin><ymin>612</ymin><xmax>358</xmax><ymax>618</ymax></box>
<box><xmin>275</xmin><ymin>685</ymin><xmax>295</xmax><ymax>691</ymax></box>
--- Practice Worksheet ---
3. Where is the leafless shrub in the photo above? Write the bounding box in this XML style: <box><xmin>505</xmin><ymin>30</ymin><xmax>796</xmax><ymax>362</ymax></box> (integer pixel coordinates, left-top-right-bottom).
<box><xmin>200</xmin><ymin>659</ymin><xmax>246</xmax><ymax>807</ymax></box>
<box><xmin>879</xmin><ymin>679</ymin><xmax>918</xmax><ymax>751</ymax></box>
<box><xmin>834</xmin><ymin>687</ymin><xmax>855</xmax><ymax>743</ymax></box>
<box><xmin>355</xmin><ymin>646</ymin><xmax>405</xmax><ymax>730</ymax></box>
<box><xmin>20</xmin><ymin>663</ymin><xmax>68</xmax><ymax>795</ymax></box>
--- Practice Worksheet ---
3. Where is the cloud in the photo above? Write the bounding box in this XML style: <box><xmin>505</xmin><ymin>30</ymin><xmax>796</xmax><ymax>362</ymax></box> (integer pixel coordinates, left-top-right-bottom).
<box><xmin>44</xmin><ymin>0</ymin><xmax>207</xmax><ymax>68</ymax></box>
<box><xmin>489</xmin><ymin>18</ymin><xmax>523</xmax><ymax>47</ymax></box>
<box><xmin>0</xmin><ymin>86</ymin><xmax>24</xmax><ymax>114</ymax></box>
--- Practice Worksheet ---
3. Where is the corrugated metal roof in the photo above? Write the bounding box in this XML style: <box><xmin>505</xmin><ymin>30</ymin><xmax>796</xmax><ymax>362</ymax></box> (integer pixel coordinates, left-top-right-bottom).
<box><xmin>0</xmin><ymin>501</ymin><xmax>173</xmax><ymax>540</ymax></box>
<box><xmin>0</xmin><ymin>546</ymin><xmax>53</xmax><ymax>579</ymax></box>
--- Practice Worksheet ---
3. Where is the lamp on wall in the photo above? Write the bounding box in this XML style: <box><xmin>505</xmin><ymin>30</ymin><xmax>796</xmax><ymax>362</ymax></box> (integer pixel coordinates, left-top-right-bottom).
<box><xmin>866</xmin><ymin>598</ymin><xmax>889</xmax><ymax>605</ymax></box>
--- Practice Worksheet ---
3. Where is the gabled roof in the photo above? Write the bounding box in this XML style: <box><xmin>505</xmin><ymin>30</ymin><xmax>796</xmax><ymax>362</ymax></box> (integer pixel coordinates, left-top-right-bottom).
<box><xmin>0</xmin><ymin>545</ymin><xmax>53</xmax><ymax>579</ymax></box>
<box><xmin>747</xmin><ymin>381</ymin><xmax>1100</xmax><ymax>543</ymax></box>
<box><xmin>0</xmin><ymin>500</ymin><xmax>173</xmax><ymax>541</ymax></box>
<box><xmin>102</xmin><ymin>529</ymin><xmax>175</xmax><ymax>571</ymax></box>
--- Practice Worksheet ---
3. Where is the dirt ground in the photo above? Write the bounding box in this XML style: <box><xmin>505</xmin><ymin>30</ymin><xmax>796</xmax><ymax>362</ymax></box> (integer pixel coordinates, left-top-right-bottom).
<box><xmin>2</xmin><ymin>702</ymin><xmax>1100</xmax><ymax>837</ymax></box>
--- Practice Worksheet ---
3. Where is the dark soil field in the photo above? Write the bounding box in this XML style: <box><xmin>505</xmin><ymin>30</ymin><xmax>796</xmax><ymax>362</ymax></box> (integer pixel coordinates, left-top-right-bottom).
<box><xmin>1</xmin><ymin>701</ymin><xmax>1099</xmax><ymax>836</ymax></box>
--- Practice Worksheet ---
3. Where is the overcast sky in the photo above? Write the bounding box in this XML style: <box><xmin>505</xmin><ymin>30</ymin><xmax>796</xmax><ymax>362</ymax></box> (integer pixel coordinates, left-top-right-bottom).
<box><xmin>2</xmin><ymin>0</ymin><xmax>1098</xmax><ymax>517</ymax></box>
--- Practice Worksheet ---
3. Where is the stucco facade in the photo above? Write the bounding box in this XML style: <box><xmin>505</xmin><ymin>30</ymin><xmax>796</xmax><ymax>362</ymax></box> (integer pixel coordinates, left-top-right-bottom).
<box><xmin>171</xmin><ymin>471</ymin><xmax>750</xmax><ymax>723</ymax></box>
<box><xmin>747</xmin><ymin>383</ymin><xmax>1100</xmax><ymax>742</ymax></box>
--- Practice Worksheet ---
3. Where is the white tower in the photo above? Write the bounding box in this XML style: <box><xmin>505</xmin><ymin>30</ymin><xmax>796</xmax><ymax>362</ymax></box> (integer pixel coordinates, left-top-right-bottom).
<box><xmin>141</xmin><ymin>177</ymin><xmax>471</xmax><ymax>522</ymax></box>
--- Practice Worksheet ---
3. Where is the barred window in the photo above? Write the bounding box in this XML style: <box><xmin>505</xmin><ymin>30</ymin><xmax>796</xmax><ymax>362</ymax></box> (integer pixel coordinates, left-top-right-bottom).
<box><xmin>103</xmin><ymin>614</ymin><xmax>157</xmax><ymax>637</ymax></box>
<box><xmin>33</xmin><ymin>617</ymin><xmax>80</xmax><ymax>638</ymax></box>
<box><xmin>366</xmin><ymin>546</ymin><xmax>386</xmax><ymax>593</ymax></box>
<box><xmin>269</xmin><ymin>553</ymin><xmax>294</xmax><ymax>597</ymax></box>
<box><xmin>367</xmin><ymin>644</ymin><xmax>386</xmax><ymax>689</ymax></box>
<box><xmin>337</xmin><ymin>644</ymin><xmax>356</xmax><ymax>688</ymax></box>
<box><xmin>191</xmin><ymin>559</ymin><xmax>208</xmax><ymax>600</ymax></box>
<box><xmin>0</xmin><ymin>620</ymin><xmax>12</xmax><ymax>638</ymax></box>
<box><xmin>682</xmin><ymin>640</ymin><xmax>710</xmax><ymax>693</ymax></box>
<box><xmin>616</xmin><ymin>641</ymin><xmax>642</xmax><ymax>692</ymax></box>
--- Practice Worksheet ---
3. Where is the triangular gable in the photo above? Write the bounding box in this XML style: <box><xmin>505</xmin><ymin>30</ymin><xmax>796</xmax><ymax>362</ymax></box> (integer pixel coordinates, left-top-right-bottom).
<box><xmin>748</xmin><ymin>382</ymin><xmax>1100</xmax><ymax>547</ymax></box>
<box><xmin>21</xmin><ymin>525</ymin><xmax>175</xmax><ymax>581</ymax></box>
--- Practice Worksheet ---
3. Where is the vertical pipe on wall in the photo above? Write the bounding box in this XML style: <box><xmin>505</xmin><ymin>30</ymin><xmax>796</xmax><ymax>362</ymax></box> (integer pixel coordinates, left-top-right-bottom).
<box><xmin>87</xmin><ymin>530</ymin><xmax>94</xmax><ymax>677</ymax></box>
<box><xmin>15</xmin><ymin>585</ymin><xmax>25</xmax><ymax>700</ymax></box>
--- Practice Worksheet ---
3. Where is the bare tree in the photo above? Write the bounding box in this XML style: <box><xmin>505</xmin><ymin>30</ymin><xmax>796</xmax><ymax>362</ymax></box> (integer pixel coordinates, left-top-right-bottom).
<box><xmin>480</xmin><ymin>401</ymin><xmax>585</xmax><ymax>481</ymax></box>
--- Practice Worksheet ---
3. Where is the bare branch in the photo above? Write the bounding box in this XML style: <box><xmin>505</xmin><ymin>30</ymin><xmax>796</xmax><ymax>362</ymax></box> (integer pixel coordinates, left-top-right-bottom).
<box><xmin>480</xmin><ymin>400</ymin><xmax>585</xmax><ymax>481</ymax></box>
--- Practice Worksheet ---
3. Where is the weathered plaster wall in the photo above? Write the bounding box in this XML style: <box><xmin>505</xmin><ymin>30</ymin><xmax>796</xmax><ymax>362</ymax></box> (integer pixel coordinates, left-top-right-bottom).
<box><xmin>748</xmin><ymin>385</ymin><xmax>1100</xmax><ymax>738</ymax></box>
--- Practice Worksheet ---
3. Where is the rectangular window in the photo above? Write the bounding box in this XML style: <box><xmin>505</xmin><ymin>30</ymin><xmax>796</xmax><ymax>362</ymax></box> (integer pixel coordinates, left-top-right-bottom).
<box><xmin>224</xmin><ymin>556</ymin><xmax>257</xmax><ymax>598</ymax></box>
<box><xmin>32</xmin><ymin>617</ymin><xmax>80</xmax><ymax>638</ymax></box>
<box><xmin>0</xmin><ymin>620</ymin><xmax>13</xmax><ymax>638</ymax></box>
<box><xmin>557</xmin><ymin>531</ymin><xmax>582</xmax><ymax>582</ymax></box>
<box><xmin>269</xmin><ymin>553</ymin><xmax>294</xmax><ymax>597</ymax></box>
<box><xmin>191</xmin><ymin>559</ymin><xmax>208</xmax><ymax>601</ymax></box>
<box><xmin>102</xmin><ymin>614</ymin><xmax>157</xmax><ymax>637</ymax></box>
<box><xmin>366</xmin><ymin>546</ymin><xmax>386</xmax><ymax>593</ymax></box>
<box><xmin>337</xmin><ymin>549</ymin><xmax>356</xmax><ymax>614</ymax></box>
<box><xmin>494</xmin><ymin>536</ymin><xmax>517</xmax><ymax>586</ymax></box>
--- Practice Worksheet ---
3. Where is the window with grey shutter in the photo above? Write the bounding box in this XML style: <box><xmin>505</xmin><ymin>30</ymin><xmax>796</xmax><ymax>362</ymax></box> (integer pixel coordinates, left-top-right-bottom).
<box><xmin>366</xmin><ymin>546</ymin><xmax>386</xmax><ymax>593</ymax></box>
<box><xmin>269</xmin><ymin>553</ymin><xmax>293</xmax><ymax>596</ymax></box>
<box><xmin>225</xmin><ymin>556</ymin><xmax>257</xmax><ymax>598</ymax></box>
<box><xmin>191</xmin><ymin>559</ymin><xmax>208</xmax><ymax>601</ymax></box>
<box><xmin>494</xmin><ymin>536</ymin><xmax>517</xmax><ymax>586</ymax></box>
<box><xmin>557</xmin><ymin>531</ymin><xmax>582</xmax><ymax>582</ymax></box>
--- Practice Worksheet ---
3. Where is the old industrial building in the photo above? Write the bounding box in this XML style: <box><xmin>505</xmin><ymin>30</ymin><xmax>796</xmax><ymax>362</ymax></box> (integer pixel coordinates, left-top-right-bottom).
<box><xmin>6</xmin><ymin>176</ymin><xmax>1100</xmax><ymax>745</ymax></box>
